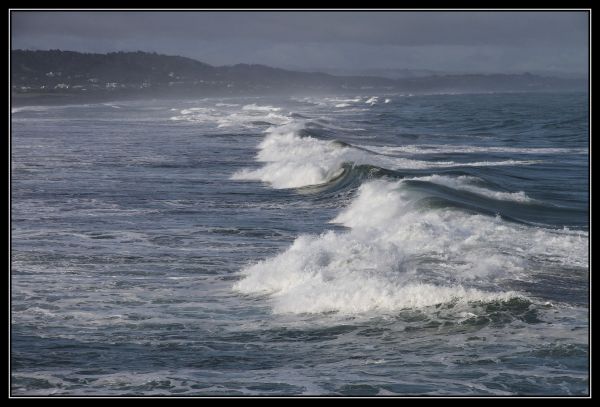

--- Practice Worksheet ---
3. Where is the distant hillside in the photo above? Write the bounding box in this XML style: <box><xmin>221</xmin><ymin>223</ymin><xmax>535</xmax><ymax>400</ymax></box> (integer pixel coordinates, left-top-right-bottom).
<box><xmin>11</xmin><ymin>50</ymin><xmax>587</xmax><ymax>104</ymax></box>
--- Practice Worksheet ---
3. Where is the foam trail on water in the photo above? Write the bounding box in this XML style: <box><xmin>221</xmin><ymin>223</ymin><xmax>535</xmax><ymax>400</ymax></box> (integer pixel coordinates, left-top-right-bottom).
<box><xmin>406</xmin><ymin>174</ymin><xmax>533</xmax><ymax>202</ymax></box>
<box><xmin>368</xmin><ymin>144</ymin><xmax>586</xmax><ymax>155</ymax></box>
<box><xmin>242</xmin><ymin>104</ymin><xmax>282</xmax><ymax>112</ymax></box>
<box><xmin>11</xmin><ymin>106</ymin><xmax>51</xmax><ymax>114</ymax></box>
<box><xmin>169</xmin><ymin>105</ymin><xmax>291</xmax><ymax>129</ymax></box>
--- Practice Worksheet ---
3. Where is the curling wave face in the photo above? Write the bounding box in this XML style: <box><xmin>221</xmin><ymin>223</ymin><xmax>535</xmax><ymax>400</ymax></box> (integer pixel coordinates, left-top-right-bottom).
<box><xmin>12</xmin><ymin>93</ymin><xmax>589</xmax><ymax>395</ymax></box>
<box><xmin>231</xmin><ymin>116</ymin><xmax>588</xmax><ymax>315</ymax></box>
<box><xmin>232</xmin><ymin>115</ymin><xmax>587</xmax><ymax>313</ymax></box>
<box><xmin>233</xmin><ymin>179</ymin><xmax>586</xmax><ymax>314</ymax></box>
<box><xmin>231</xmin><ymin>122</ymin><xmax>540</xmax><ymax>189</ymax></box>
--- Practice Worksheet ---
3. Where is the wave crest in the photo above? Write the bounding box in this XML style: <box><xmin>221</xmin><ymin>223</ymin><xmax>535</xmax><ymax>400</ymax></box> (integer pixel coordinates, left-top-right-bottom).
<box><xmin>234</xmin><ymin>179</ymin><xmax>587</xmax><ymax>314</ymax></box>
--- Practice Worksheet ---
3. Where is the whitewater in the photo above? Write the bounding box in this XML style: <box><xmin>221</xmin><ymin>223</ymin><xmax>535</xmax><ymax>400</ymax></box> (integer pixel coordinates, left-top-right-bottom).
<box><xmin>12</xmin><ymin>92</ymin><xmax>589</xmax><ymax>395</ymax></box>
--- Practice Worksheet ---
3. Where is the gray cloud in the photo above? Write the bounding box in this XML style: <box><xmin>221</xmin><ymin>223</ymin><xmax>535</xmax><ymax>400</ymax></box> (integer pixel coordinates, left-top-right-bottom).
<box><xmin>11</xmin><ymin>11</ymin><xmax>589</xmax><ymax>75</ymax></box>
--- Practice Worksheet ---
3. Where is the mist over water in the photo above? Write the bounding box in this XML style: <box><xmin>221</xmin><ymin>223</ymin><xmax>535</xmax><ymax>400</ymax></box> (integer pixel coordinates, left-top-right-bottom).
<box><xmin>11</xmin><ymin>92</ymin><xmax>589</xmax><ymax>395</ymax></box>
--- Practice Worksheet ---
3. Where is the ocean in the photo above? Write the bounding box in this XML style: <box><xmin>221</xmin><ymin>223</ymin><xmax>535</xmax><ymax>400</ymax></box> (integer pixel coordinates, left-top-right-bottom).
<box><xmin>11</xmin><ymin>92</ymin><xmax>589</xmax><ymax>396</ymax></box>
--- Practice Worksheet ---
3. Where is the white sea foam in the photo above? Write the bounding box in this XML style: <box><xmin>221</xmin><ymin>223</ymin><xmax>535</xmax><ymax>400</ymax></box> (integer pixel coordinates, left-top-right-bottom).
<box><xmin>291</xmin><ymin>96</ymin><xmax>363</xmax><ymax>107</ymax></box>
<box><xmin>407</xmin><ymin>174</ymin><xmax>533</xmax><ymax>202</ymax></box>
<box><xmin>444</xmin><ymin>159</ymin><xmax>541</xmax><ymax>167</ymax></box>
<box><xmin>329</xmin><ymin>97</ymin><xmax>362</xmax><ymax>103</ymax></box>
<box><xmin>217</xmin><ymin>111</ymin><xmax>291</xmax><ymax>128</ymax></box>
<box><xmin>230</xmin><ymin>122</ymin><xmax>437</xmax><ymax>188</ymax></box>
<box><xmin>242</xmin><ymin>104</ymin><xmax>282</xmax><ymax>112</ymax></box>
<box><xmin>103</xmin><ymin>103</ymin><xmax>121</xmax><ymax>109</ymax></box>
<box><xmin>170</xmin><ymin>105</ymin><xmax>291</xmax><ymax>128</ymax></box>
<box><xmin>234</xmin><ymin>179</ymin><xmax>587</xmax><ymax>314</ymax></box>
<box><xmin>231</xmin><ymin>123</ymin><xmax>541</xmax><ymax>189</ymax></box>
<box><xmin>231</xmin><ymin>123</ymin><xmax>360</xmax><ymax>188</ymax></box>
<box><xmin>368</xmin><ymin>144</ymin><xmax>586</xmax><ymax>155</ymax></box>
<box><xmin>170</xmin><ymin>107</ymin><xmax>216</xmax><ymax>123</ymax></box>
<box><xmin>11</xmin><ymin>106</ymin><xmax>51</xmax><ymax>114</ymax></box>
<box><xmin>231</xmin><ymin>110</ymin><xmax>586</xmax><ymax>314</ymax></box>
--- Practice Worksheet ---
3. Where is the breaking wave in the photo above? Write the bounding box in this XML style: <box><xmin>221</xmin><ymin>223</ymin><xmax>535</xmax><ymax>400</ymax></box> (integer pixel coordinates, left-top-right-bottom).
<box><xmin>231</xmin><ymin>122</ymin><xmax>540</xmax><ymax>189</ymax></box>
<box><xmin>233</xmin><ymin>179</ymin><xmax>586</xmax><ymax>314</ymax></box>
<box><xmin>231</xmin><ymin>115</ymin><xmax>588</xmax><ymax>315</ymax></box>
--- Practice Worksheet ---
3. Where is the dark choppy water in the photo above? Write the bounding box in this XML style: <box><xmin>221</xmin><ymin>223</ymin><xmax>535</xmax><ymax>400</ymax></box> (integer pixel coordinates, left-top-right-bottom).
<box><xmin>11</xmin><ymin>92</ymin><xmax>589</xmax><ymax>396</ymax></box>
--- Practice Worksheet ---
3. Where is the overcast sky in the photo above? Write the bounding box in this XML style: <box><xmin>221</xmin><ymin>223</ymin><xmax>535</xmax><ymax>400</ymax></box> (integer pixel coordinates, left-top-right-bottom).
<box><xmin>11</xmin><ymin>11</ymin><xmax>589</xmax><ymax>76</ymax></box>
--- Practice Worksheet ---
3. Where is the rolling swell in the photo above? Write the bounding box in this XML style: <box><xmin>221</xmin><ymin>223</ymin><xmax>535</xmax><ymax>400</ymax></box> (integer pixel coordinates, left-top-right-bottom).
<box><xmin>12</xmin><ymin>94</ymin><xmax>589</xmax><ymax>396</ymax></box>
<box><xmin>232</xmin><ymin>119</ymin><xmax>582</xmax><ymax>228</ymax></box>
<box><xmin>231</xmin><ymin>115</ymin><xmax>588</xmax><ymax>315</ymax></box>
<box><xmin>400</xmin><ymin>178</ymin><xmax>586</xmax><ymax>229</ymax></box>
<box><xmin>296</xmin><ymin>163</ymin><xmax>399</xmax><ymax>195</ymax></box>
<box><xmin>303</xmin><ymin>165</ymin><xmax>585</xmax><ymax>230</ymax></box>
